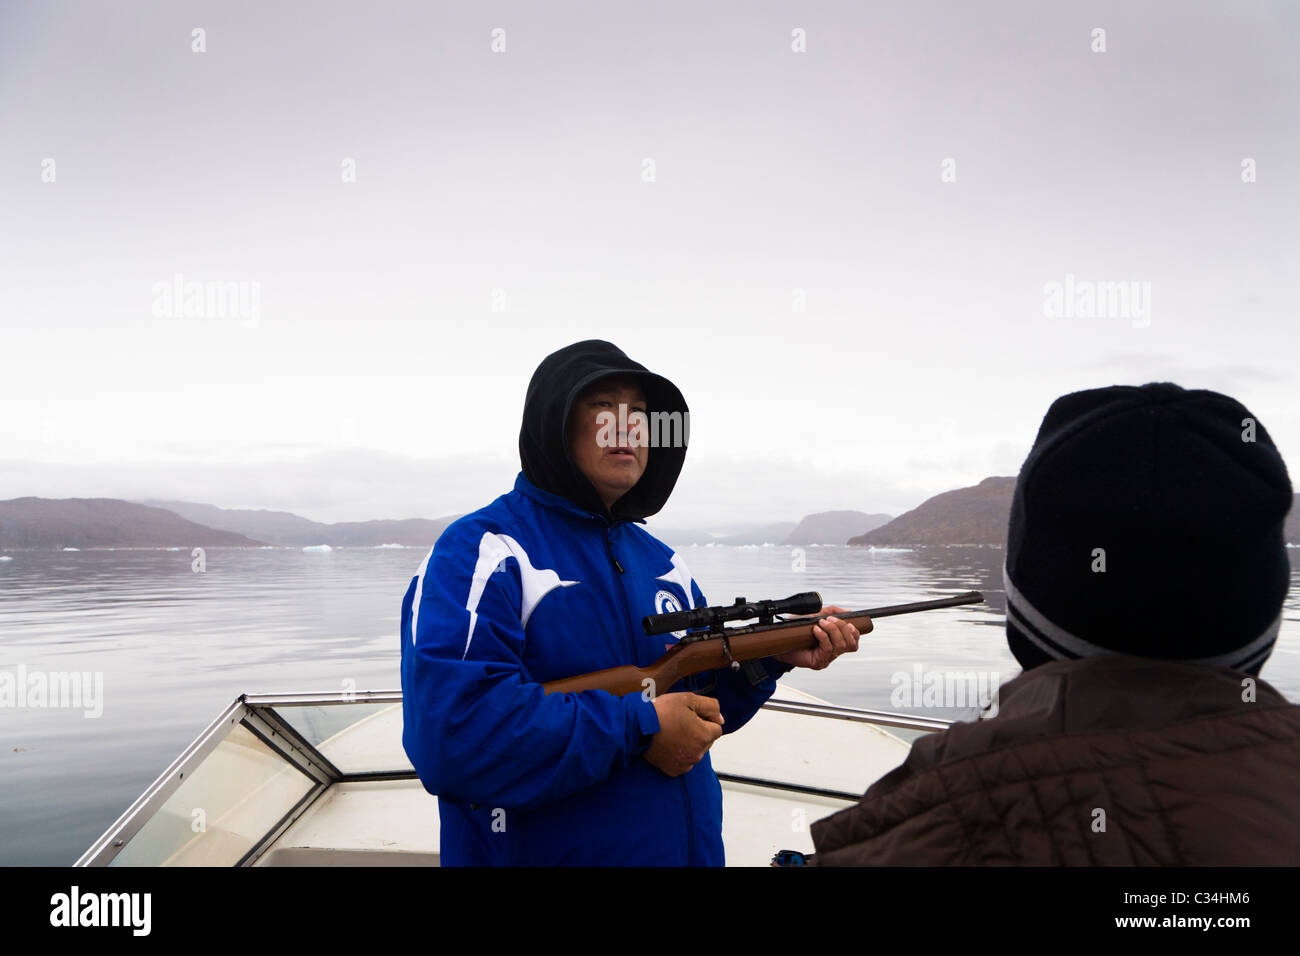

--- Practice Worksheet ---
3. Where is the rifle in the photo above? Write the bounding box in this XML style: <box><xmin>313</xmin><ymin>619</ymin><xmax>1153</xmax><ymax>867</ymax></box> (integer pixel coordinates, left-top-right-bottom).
<box><xmin>541</xmin><ymin>590</ymin><xmax>984</xmax><ymax>696</ymax></box>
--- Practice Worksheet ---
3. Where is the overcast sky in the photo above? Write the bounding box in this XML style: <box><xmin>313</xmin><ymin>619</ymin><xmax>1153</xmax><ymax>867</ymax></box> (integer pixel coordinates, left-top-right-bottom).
<box><xmin>2</xmin><ymin>1</ymin><xmax>1297</xmax><ymax>528</ymax></box>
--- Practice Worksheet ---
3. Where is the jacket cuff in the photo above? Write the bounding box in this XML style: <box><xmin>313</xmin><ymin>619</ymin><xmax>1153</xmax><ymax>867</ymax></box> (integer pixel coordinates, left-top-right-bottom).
<box><xmin>628</xmin><ymin>694</ymin><xmax>660</xmax><ymax>756</ymax></box>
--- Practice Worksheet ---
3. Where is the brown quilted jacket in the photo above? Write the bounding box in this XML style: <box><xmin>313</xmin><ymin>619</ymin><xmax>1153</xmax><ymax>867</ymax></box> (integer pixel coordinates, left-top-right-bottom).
<box><xmin>810</xmin><ymin>654</ymin><xmax>1300</xmax><ymax>865</ymax></box>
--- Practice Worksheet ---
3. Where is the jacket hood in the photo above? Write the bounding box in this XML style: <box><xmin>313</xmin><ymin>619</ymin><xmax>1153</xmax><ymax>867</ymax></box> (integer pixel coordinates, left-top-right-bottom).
<box><xmin>517</xmin><ymin>340</ymin><xmax>689</xmax><ymax>521</ymax></box>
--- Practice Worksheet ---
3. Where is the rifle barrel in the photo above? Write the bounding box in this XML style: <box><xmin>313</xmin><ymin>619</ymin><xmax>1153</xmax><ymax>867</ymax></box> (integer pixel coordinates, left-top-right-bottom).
<box><xmin>848</xmin><ymin>590</ymin><xmax>984</xmax><ymax>620</ymax></box>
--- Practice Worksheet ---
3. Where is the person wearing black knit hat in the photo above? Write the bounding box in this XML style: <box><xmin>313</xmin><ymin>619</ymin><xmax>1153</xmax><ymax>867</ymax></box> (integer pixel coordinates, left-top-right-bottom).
<box><xmin>1004</xmin><ymin>381</ymin><xmax>1292</xmax><ymax>676</ymax></box>
<box><xmin>810</xmin><ymin>382</ymin><xmax>1300</xmax><ymax>866</ymax></box>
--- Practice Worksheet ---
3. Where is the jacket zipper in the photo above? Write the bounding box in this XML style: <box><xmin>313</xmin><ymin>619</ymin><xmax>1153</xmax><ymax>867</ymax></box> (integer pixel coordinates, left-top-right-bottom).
<box><xmin>603</xmin><ymin>530</ymin><xmax>625</xmax><ymax>574</ymax></box>
<box><xmin>605</xmin><ymin>518</ymin><xmax>691</xmax><ymax>864</ymax></box>
<box><xmin>603</xmin><ymin>525</ymin><xmax>636</xmax><ymax>664</ymax></box>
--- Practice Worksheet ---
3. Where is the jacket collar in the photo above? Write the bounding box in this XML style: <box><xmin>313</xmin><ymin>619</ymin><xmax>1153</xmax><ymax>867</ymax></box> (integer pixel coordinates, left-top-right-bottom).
<box><xmin>513</xmin><ymin>472</ymin><xmax>644</xmax><ymax>528</ymax></box>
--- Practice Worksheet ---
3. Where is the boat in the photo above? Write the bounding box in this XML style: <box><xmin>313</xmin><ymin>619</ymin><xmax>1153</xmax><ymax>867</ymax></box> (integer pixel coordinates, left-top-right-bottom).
<box><xmin>74</xmin><ymin>685</ymin><xmax>953</xmax><ymax>867</ymax></box>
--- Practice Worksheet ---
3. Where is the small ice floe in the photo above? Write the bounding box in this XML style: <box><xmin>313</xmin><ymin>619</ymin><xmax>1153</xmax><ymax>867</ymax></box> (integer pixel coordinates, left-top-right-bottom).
<box><xmin>375</xmin><ymin>543</ymin><xmax>406</xmax><ymax>549</ymax></box>
<box><xmin>866</xmin><ymin>546</ymin><xmax>914</xmax><ymax>553</ymax></box>
<box><xmin>302</xmin><ymin>544</ymin><xmax>333</xmax><ymax>552</ymax></box>
<box><xmin>62</xmin><ymin>547</ymin><xmax>81</xmax><ymax>552</ymax></box>
<box><xmin>0</xmin><ymin>555</ymin><xmax>13</xmax><ymax>561</ymax></box>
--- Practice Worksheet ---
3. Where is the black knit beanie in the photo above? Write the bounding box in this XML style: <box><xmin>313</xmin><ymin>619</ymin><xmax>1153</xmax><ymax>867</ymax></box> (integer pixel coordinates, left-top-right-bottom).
<box><xmin>1005</xmin><ymin>382</ymin><xmax>1292</xmax><ymax>675</ymax></box>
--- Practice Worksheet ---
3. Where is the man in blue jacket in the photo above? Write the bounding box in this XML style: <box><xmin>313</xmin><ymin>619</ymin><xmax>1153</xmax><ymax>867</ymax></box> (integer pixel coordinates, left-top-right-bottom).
<box><xmin>400</xmin><ymin>339</ymin><xmax>861</xmax><ymax>865</ymax></box>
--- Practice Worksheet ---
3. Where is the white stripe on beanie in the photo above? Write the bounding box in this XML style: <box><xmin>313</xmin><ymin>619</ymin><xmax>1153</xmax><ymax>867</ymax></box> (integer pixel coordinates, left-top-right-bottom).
<box><xmin>1003</xmin><ymin>561</ymin><xmax>1280</xmax><ymax>671</ymax></box>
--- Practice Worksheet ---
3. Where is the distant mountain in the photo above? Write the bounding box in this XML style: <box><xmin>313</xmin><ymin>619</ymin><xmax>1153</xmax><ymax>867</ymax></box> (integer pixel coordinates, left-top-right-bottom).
<box><xmin>644</xmin><ymin>521</ymin><xmax>801</xmax><ymax>547</ymax></box>
<box><xmin>850</xmin><ymin>477</ymin><xmax>1016</xmax><ymax>546</ymax></box>
<box><xmin>314</xmin><ymin>517</ymin><xmax>461</xmax><ymax>548</ymax></box>
<box><xmin>784</xmin><ymin>510</ymin><xmax>892</xmax><ymax>546</ymax></box>
<box><xmin>0</xmin><ymin>498</ymin><xmax>263</xmax><ymax>549</ymax></box>
<box><xmin>646</xmin><ymin>512</ymin><xmax>892</xmax><ymax>547</ymax></box>
<box><xmin>716</xmin><ymin>522</ymin><xmax>800</xmax><ymax>546</ymax></box>
<box><xmin>142</xmin><ymin>500</ymin><xmax>320</xmax><ymax>543</ymax></box>
<box><xmin>145</xmin><ymin>499</ymin><xmax>460</xmax><ymax>548</ymax></box>
<box><xmin>640</xmin><ymin>526</ymin><xmax>715</xmax><ymax>547</ymax></box>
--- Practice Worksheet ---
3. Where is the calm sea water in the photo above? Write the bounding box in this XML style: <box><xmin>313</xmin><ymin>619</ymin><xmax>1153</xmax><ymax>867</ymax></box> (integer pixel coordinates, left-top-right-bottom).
<box><xmin>2</xmin><ymin>545</ymin><xmax>1297</xmax><ymax>866</ymax></box>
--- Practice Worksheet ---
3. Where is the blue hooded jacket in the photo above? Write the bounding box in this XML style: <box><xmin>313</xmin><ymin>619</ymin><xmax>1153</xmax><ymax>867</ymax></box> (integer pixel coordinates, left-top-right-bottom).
<box><xmin>399</xmin><ymin>340</ymin><xmax>791</xmax><ymax>865</ymax></box>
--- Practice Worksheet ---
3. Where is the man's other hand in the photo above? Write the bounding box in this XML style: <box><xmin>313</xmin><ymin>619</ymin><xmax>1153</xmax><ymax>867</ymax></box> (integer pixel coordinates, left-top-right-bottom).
<box><xmin>773</xmin><ymin>605</ymin><xmax>867</xmax><ymax>670</ymax></box>
<box><xmin>644</xmin><ymin>692</ymin><xmax>724</xmax><ymax>777</ymax></box>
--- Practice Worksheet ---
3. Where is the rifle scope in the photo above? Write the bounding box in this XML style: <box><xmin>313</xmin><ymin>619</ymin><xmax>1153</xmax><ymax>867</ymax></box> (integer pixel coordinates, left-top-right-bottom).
<box><xmin>643</xmin><ymin>591</ymin><xmax>823</xmax><ymax>636</ymax></box>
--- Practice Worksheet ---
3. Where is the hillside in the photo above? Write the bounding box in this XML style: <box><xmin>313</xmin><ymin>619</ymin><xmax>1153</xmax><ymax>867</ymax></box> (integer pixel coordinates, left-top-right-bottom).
<box><xmin>142</xmin><ymin>500</ymin><xmax>321</xmax><ymax>543</ymax></box>
<box><xmin>715</xmin><ymin>522</ymin><xmax>799</xmax><ymax>546</ymax></box>
<box><xmin>0</xmin><ymin>498</ymin><xmax>264</xmax><ymax>549</ymax></box>
<box><xmin>785</xmin><ymin>510</ymin><xmax>892</xmax><ymax>545</ymax></box>
<box><xmin>853</xmin><ymin>484</ymin><xmax>1299</xmax><ymax>548</ymax></box>
<box><xmin>146</xmin><ymin>499</ymin><xmax>459</xmax><ymax>548</ymax></box>
<box><xmin>643</xmin><ymin>521</ymin><xmax>798</xmax><ymax>547</ymax></box>
<box><xmin>849</xmin><ymin>477</ymin><xmax>1016</xmax><ymax>546</ymax></box>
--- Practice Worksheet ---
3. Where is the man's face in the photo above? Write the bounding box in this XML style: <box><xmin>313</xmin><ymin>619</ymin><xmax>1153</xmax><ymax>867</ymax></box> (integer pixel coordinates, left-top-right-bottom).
<box><xmin>568</xmin><ymin>379</ymin><xmax>649</xmax><ymax>510</ymax></box>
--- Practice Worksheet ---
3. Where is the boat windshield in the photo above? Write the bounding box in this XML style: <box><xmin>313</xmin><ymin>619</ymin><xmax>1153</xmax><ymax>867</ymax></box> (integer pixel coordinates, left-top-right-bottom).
<box><xmin>81</xmin><ymin>692</ymin><xmax>409</xmax><ymax>867</ymax></box>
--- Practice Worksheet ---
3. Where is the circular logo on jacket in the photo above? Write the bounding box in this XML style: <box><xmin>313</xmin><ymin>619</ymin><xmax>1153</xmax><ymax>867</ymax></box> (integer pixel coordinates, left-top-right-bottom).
<box><xmin>654</xmin><ymin>590</ymin><xmax>682</xmax><ymax>616</ymax></box>
<box><xmin>654</xmin><ymin>589</ymin><xmax>687</xmax><ymax>640</ymax></box>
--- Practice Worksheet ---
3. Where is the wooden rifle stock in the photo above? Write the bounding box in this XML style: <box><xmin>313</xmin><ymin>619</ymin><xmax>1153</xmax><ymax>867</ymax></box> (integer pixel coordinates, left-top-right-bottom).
<box><xmin>541</xmin><ymin>591</ymin><xmax>983</xmax><ymax>696</ymax></box>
